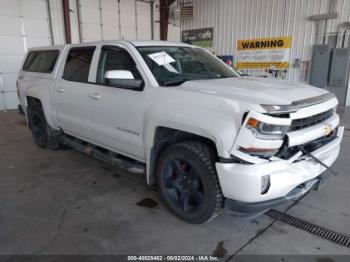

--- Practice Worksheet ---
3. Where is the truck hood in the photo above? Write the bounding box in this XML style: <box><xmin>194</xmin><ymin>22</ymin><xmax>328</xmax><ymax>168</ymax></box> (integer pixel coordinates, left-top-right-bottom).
<box><xmin>177</xmin><ymin>77</ymin><xmax>328</xmax><ymax>105</ymax></box>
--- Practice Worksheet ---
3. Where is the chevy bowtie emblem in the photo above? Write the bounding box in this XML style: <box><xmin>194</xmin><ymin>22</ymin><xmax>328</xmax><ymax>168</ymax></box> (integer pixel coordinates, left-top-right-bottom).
<box><xmin>323</xmin><ymin>125</ymin><xmax>332</xmax><ymax>135</ymax></box>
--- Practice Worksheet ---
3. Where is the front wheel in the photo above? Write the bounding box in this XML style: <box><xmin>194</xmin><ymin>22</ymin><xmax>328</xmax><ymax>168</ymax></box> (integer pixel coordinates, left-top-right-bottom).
<box><xmin>157</xmin><ymin>141</ymin><xmax>223</xmax><ymax>224</ymax></box>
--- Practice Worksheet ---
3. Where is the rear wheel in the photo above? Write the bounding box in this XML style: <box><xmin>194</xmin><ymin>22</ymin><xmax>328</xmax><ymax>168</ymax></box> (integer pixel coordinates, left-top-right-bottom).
<box><xmin>29</xmin><ymin>105</ymin><xmax>61</xmax><ymax>150</ymax></box>
<box><xmin>157</xmin><ymin>141</ymin><xmax>223</xmax><ymax>223</ymax></box>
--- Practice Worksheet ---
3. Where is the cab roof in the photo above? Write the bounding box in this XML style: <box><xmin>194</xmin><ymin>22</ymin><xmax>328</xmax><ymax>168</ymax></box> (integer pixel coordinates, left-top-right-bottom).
<box><xmin>128</xmin><ymin>40</ymin><xmax>191</xmax><ymax>47</ymax></box>
<box><xmin>26</xmin><ymin>40</ymin><xmax>193</xmax><ymax>52</ymax></box>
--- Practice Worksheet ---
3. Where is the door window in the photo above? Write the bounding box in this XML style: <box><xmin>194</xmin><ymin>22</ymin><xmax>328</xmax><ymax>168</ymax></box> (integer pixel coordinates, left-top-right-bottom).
<box><xmin>96</xmin><ymin>47</ymin><xmax>142</xmax><ymax>86</ymax></box>
<box><xmin>63</xmin><ymin>47</ymin><xmax>96</xmax><ymax>82</ymax></box>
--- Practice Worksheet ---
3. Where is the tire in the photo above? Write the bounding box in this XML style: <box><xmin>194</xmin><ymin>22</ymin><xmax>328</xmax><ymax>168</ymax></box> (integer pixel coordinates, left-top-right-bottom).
<box><xmin>29</xmin><ymin>105</ymin><xmax>61</xmax><ymax>150</ymax></box>
<box><xmin>157</xmin><ymin>141</ymin><xmax>223</xmax><ymax>224</ymax></box>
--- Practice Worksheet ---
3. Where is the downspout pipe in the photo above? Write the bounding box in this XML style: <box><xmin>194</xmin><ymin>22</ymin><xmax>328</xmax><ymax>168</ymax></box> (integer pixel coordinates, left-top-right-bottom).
<box><xmin>160</xmin><ymin>0</ymin><xmax>176</xmax><ymax>40</ymax></box>
<box><xmin>62</xmin><ymin>0</ymin><xmax>72</xmax><ymax>44</ymax></box>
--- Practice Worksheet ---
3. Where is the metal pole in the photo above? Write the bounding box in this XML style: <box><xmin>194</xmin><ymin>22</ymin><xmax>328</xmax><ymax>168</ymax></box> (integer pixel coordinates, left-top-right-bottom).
<box><xmin>76</xmin><ymin>0</ymin><xmax>82</xmax><ymax>43</ymax></box>
<box><xmin>99</xmin><ymin>0</ymin><xmax>103</xmax><ymax>40</ymax></box>
<box><xmin>342</xmin><ymin>29</ymin><xmax>347</xmax><ymax>48</ymax></box>
<box><xmin>118</xmin><ymin>0</ymin><xmax>122</xmax><ymax>39</ymax></box>
<box><xmin>62</xmin><ymin>0</ymin><xmax>72</xmax><ymax>44</ymax></box>
<box><xmin>151</xmin><ymin>0</ymin><xmax>154</xmax><ymax>40</ymax></box>
<box><xmin>46</xmin><ymin>0</ymin><xmax>54</xmax><ymax>45</ymax></box>
<box><xmin>135</xmin><ymin>0</ymin><xmax>138</xmax><ymax>39</ymax></box>
<box><xmin>323</xmin><ymin>19</ymin><xmax>328</xmax><ymax>44</ymax></box>
<box><xmin>315</xmin><ymin>21</ymin><xmax>319</xmax><ymax>45</ymax></box>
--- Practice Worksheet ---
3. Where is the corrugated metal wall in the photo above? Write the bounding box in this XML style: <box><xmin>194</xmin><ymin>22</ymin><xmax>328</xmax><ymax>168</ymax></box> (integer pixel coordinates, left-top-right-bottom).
<box><xmin>181</xmin><ymin>0</ymin><xmax>350</xmax><ymax>82</ymax></box>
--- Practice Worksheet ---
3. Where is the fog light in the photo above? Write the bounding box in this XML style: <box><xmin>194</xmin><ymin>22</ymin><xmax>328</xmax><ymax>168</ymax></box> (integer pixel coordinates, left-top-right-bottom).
<box><xmin>261</xmin><ymin>175</ymin><xmax>270</xmax><ymax>194</ymax></box>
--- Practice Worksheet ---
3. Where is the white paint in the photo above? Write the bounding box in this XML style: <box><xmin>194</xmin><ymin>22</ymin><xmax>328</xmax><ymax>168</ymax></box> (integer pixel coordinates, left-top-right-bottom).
<box><xmin>287</xmin><ymin>114</ymin><xmax>339</xmax><ymax>146</ymax></box>
<box><xmin>105</xmin><ymin>70</ymin><xmax>134</xmax><ymax>80</ymax></box>
<box><xmin>148</xmin><ymin>51</ymin><xmax>175</xmax><ymax>65</ymax></box>
<box><xmin>217</xmin><ymin>127</ymin><xmax>343</xmax><ymax>202</ymax></box>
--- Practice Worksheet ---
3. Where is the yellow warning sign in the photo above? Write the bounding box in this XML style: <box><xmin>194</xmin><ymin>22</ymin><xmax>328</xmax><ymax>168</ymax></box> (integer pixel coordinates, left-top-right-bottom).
<box><xmin>236</xmin><ymin>36</ymin><xmax>292</xmax><ymax>69</ymax></box>
<box><xmin>237</xmin><ymin>37</ymin><xmax>292</xmax><ymax>51</ymax></box>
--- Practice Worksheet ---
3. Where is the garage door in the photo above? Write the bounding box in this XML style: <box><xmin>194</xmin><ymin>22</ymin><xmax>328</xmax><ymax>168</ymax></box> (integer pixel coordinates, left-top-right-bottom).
<box><xmin>0</xmin><ymin>0</ymin><xmax>51</xmax><ymax>110</ymax></box>
<box><xmin>77</xmin><ymin>0</ymin><xmax>152</xmax><ymax>42</ymax></box>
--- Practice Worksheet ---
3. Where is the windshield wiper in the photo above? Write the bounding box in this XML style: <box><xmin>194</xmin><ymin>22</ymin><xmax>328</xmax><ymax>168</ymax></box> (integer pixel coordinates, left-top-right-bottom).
<box><xmin>163</xmin><ymin>78</ymin><xmax>188</xmax><ymax>86</ymax></box>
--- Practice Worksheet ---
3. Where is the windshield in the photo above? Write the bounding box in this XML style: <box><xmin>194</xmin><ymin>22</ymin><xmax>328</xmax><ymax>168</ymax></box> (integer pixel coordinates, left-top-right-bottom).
<box><xmin>137</xmin><ymin>46</ymin><xmax>239</xmax><ymax>86</ymax></box>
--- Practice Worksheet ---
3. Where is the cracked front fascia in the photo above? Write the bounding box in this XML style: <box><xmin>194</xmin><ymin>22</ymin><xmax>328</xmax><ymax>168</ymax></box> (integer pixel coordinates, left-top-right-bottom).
<box><xmin>230</xmin><ymin>111</ymin><xmax>291</xmax><ymax>164</ymax></box>
<box><xmin>230</xmin><ymin>96</ymin><xmax>339</xmax><ymax>164</ymax></box>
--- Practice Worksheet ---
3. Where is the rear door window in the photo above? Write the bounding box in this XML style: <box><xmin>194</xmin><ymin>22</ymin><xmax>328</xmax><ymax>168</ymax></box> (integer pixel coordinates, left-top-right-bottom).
<box><xmin>62</xmin><ymin>47</ymin><xmax>96</xmax><ymax>82</ymax></box>
<box><xmin>23</xmin><ymin>50</ymin><xmax>59</xmax><ymax>73</ymax></box>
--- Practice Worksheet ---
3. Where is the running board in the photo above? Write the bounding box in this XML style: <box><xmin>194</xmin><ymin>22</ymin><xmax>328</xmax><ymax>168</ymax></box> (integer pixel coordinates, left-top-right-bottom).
<box><xmin>61</xmin><ymin>136</ymin><xmax>146</xmax><ymax>174</ymax></box>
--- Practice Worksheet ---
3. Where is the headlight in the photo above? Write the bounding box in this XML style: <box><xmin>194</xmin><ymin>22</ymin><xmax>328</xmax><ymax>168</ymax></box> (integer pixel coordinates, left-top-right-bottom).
<box><xmin>246</xmin><ymin>118</ymin><xmax>289</xmax><ymax>140</ymax></box>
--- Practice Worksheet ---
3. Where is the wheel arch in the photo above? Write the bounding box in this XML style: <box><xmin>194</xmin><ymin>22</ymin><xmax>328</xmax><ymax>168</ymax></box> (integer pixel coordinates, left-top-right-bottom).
<box><xmin>146</xmin><ymin>126</ymin><xmax>219</xmax><ymax>185</ymax></box>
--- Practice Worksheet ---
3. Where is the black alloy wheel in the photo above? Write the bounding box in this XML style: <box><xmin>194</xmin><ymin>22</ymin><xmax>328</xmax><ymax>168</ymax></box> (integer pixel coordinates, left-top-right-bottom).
<box><xmin>157</xmin><ymin>141</ymin><xmax>223</xmax><ymax>223</ymax></box>
<box><xmin>163</xmin><ymin>158</ymin><xmax>205</xmax><ymax>213</ymax></box>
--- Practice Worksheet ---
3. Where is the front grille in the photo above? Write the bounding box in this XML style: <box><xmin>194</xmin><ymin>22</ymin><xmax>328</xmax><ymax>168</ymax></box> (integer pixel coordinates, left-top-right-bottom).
<box><xmin>290</xmin><ymin>109</ymin><xmax>334</xmax><ymax>131</ymax></box>
<box><xmin>276</xmin><ymin>128</ymin><xmax>337</xmax><ymax>160</ymax></box>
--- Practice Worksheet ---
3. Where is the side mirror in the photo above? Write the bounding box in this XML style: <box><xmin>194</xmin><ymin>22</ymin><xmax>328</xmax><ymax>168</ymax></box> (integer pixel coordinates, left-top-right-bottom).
<box><xmin>104</xmin><ymin>70</ymin><xmax>143</xmax><ymax>90</ymax></box>
<box><xmin>105</xmin><ymin>70</ymin><xmax>134</xmax><ymax>79</ymax></box>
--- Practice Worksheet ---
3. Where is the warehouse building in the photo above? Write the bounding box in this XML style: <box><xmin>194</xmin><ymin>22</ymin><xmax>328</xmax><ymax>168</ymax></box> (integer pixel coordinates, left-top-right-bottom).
<box><xmin>0</xmin><ymin>0</ymin><xmax>350</xmax><ymax>259</ymax></box>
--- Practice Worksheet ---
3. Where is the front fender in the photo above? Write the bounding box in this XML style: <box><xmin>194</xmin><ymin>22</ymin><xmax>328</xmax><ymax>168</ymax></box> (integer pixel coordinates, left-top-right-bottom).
<box><xmin>144</xmin><ymin>103</ymin><xmax>238</xmax><ymax>157</ymax></box>
<box><xmin>143</xmin><ymin>101</ymin><xmax>239</xmax><ymax>184</ymax></box>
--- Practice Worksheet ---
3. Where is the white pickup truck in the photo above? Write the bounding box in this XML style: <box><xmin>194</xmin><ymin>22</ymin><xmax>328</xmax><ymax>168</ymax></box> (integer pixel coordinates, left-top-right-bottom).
<box><xmin>17</xmin><ymin>40</ymin><xmax>343</xmax><ymax>223</ymax></box>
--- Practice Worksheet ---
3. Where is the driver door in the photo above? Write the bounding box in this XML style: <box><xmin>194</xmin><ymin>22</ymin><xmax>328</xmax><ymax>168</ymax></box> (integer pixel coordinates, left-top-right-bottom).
<box><xmin>87</xmin><ymin>45</ymin><xmax>147</xmax><ymax>161</ymax></box>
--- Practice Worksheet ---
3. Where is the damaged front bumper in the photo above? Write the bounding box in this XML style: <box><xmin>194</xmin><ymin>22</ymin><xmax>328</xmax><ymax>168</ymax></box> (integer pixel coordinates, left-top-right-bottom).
<box><xmin>216</xmin><ymin>126</ymin><xmax>344</xmax><ymax>216</ymax></box>
<box><xmin>224</xmin><ymin>176</ymin><xmax>320</xmax><ymax>216</ymax></box>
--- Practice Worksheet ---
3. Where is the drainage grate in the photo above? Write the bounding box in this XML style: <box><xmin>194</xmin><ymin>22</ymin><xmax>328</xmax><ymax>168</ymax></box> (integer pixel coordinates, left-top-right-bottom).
<box><xmin>265</xmin><ymin>209</ymin><xmax>350</xmax><ymax>248</ymax></box>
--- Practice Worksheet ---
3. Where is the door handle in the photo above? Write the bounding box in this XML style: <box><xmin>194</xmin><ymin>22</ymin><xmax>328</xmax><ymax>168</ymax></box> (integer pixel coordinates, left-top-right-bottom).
<box><xmin>88</xmin><ymin>93</ymin><xmax>101</xmax><ymax>100</ymax></box>
<box><xmin>56</xmin><ymin>87</ymin><xmax>64</xmax><ymax>93</ymax></box>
